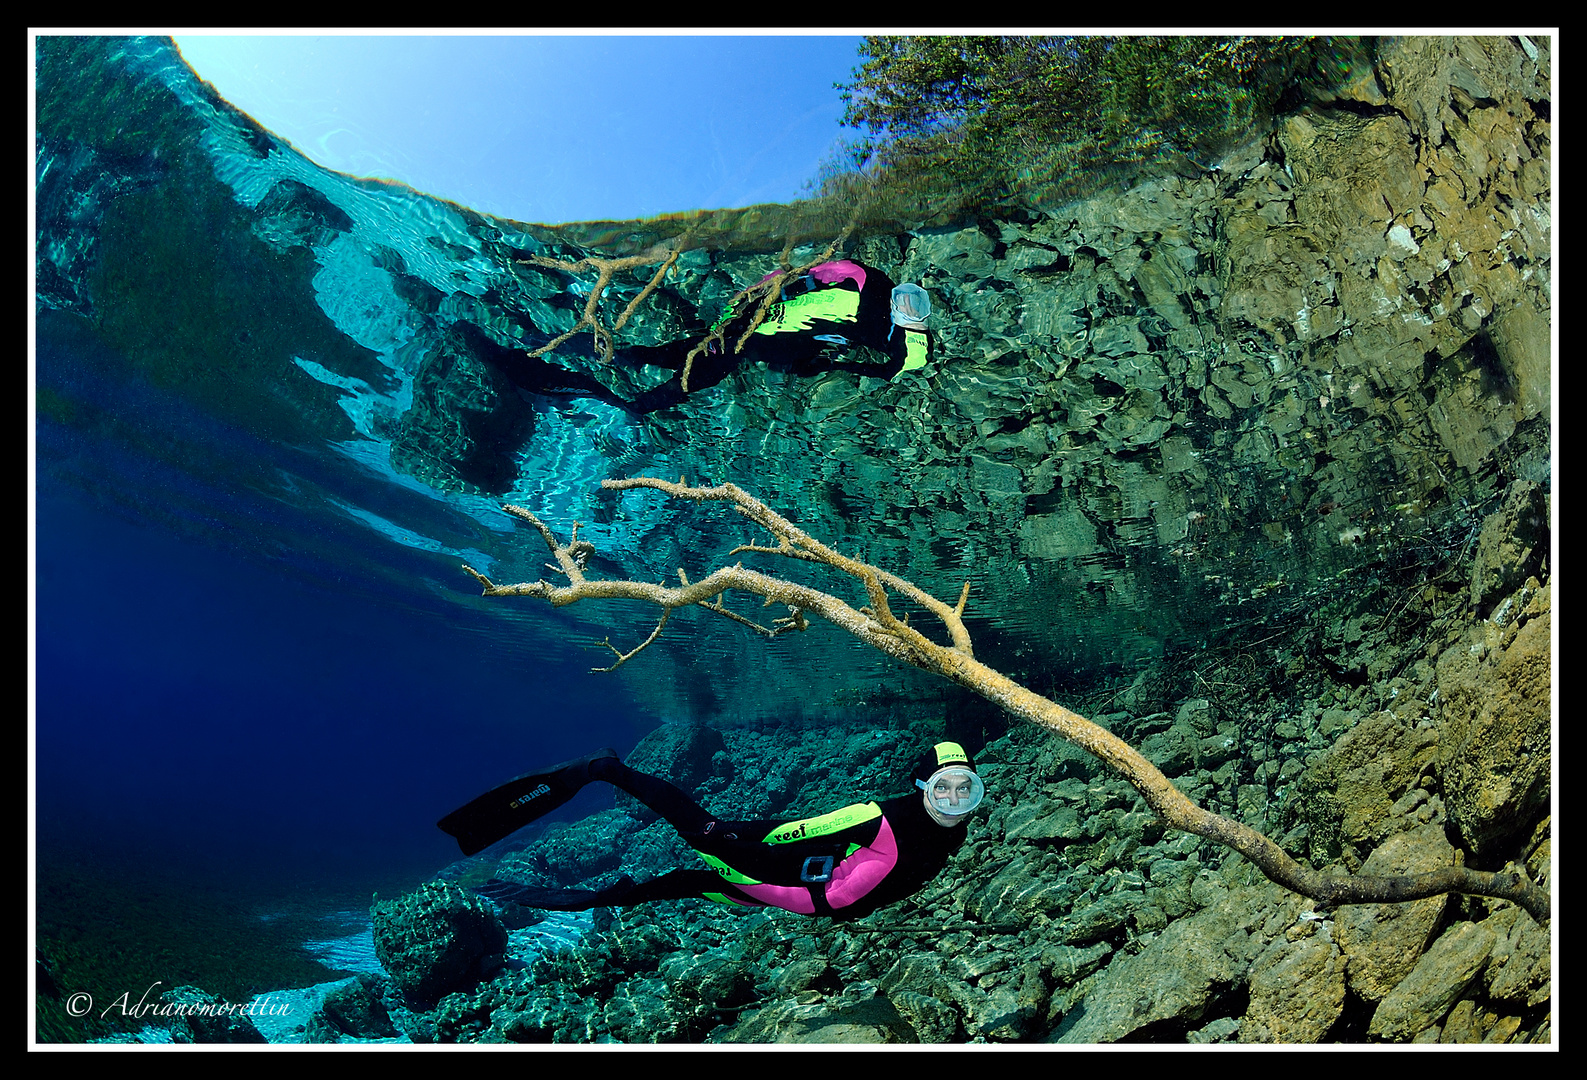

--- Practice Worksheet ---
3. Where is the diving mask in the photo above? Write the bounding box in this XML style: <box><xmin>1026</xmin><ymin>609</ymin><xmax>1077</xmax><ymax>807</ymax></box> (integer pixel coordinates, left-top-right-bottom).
<box><xmin>889</xmin><ymin>283</ymin><xmax>931</xmax><ymax>328</ymax></box>
<box><xmin>916</xmin><ymin>766</ymin><xmax>985</xmax><ymax>817</ymax></box>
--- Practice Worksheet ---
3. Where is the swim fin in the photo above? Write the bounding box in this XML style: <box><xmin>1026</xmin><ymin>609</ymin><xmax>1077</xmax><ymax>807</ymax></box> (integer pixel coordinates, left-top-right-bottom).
<box><xmin>437</xmin><ymin>748</ymin><xmax>618</xmax><ymax>856</ymax></box>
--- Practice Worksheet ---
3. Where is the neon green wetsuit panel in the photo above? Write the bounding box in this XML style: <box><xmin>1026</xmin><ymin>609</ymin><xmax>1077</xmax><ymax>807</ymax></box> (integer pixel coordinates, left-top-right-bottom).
<box><xmin>698</xmin><ymin>851</ymin><xmax>761</xmax><ymax>885</ymax></box>
<box><xmin>752</xmin><ymin>289</ymin><xmax>861</xmax><ymax>335</ymax></box>
<box><xmin>933</xmin><ymin>741</ymin><xmax>968</xmax><ymax>764</ymax></box>
<box><xmin>760</xmin><ymin>802</ymin><xmax>883</xmax><ymax>844</ymax></box>
<box><xmin>900</xmin><ymin>329</ymin><xmax>929</xmax><ymax>371</ymax></box>
<box><xmin>695</xmin><ymin>802</ymin><xmax>884</xmax><ymax>885</ymax></box>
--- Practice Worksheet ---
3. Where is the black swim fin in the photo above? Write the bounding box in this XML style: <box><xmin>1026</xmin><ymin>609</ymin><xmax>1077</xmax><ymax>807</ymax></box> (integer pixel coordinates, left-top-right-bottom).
<box><xmin>437</xmin><ymin>748</ymin><xmax>618</xmax><ymax>856</ymax></box>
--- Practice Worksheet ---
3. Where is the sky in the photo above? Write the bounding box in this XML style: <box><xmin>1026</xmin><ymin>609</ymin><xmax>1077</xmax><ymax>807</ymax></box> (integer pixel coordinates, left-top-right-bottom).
<box><xmin>173</xmin><ymin>33</ymin><xmax>867</xmax><ymax>225</ymax></box>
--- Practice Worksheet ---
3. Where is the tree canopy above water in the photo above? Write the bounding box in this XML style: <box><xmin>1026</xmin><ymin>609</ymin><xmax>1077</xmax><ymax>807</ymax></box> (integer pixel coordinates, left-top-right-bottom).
<box><xmin>827</xmin><ymin>35</ymin><xmax>1376</xmax><ymax>211</ymax></box>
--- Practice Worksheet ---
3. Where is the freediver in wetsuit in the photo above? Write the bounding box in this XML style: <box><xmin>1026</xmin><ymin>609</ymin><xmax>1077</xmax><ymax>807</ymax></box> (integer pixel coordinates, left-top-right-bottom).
<box><xmin>437</xmin><ymin>741</ymin><xmax>982</xmax><ymax>921</ymax></box>
<box><xmin>612</xmin><ymin>260</ymin><xmax>935</xmax><ymax>414</ymax></box>
<box><xmin>481</xmin><ymin>260</ymin><xmax>935</xmax><ymax>416</ymax></box>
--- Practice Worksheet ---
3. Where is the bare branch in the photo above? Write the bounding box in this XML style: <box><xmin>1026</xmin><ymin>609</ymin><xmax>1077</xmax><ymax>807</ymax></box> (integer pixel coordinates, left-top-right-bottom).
<box><xmin>603</xmin><ymin>476</ymin><xmax>975</xmax><ymax>657</ymax></box>
<box><xmin>698</xmin><ymin>595</ymin><xmax>781</xmax><ymax>637</ymax></box>
<box><xmin>465</xmin><ymin>481</ymin><xmax>1551</xmax><ymax>922</ymax></box>
<box><xmin>680</xmin><ymin>220</ymin><xmax>861</xmax><ymax>393</ymax></box>
<box><xmin>519</xmin><ymin>242</ymin><xmax>686</xmax><ymax>365</ymax></box>
<box><xmin>611</xmin><ymin>250</ymin><xmax>681</xmax><ymax>336</ymax></box>
<box><xmin>591</xmin><ymin>610</ymin><xmax>670</xmax><ymax>672</ymax></box>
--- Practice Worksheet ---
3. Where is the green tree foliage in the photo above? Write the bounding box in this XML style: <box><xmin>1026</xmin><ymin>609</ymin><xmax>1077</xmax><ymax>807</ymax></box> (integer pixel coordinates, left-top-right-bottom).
<box><xmin>825</xmin><ymin>35</ymin><xmax>1374</xmax><ymax>217</ymax></box>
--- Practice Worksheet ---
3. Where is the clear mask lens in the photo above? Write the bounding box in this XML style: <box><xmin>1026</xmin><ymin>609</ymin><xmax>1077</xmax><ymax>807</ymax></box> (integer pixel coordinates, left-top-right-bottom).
<box><xmin>916</xmin><ymin>767</ymin><xmax>984</xmax><ymax>816</ymax></box>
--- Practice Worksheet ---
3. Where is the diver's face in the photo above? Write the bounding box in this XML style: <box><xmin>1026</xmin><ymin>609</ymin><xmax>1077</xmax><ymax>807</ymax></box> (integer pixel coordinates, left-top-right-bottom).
<box><xmin>922</xmin><ymin>769</ymin><xmax>977</xmax><ymax>827</ymax></box>
<box><xmin>934</xmin><ymin>771</ymin><xmax>975</xmax><ymax>809</ymax></box>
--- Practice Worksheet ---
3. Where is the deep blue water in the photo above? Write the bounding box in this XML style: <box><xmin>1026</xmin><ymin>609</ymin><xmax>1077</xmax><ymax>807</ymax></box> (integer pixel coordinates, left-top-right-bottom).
<box><xmin>35</xmin><ymin>479</ymin><xmax>647</xmax><ymax>888</ymax></box>
<box><xmin>34</xmin><ymin>225</ymin><xmax>657</xmax><ymax>1016</ymax></box>
<box><xmin>32</xmin><ymin>38</ymin><xmax>673</xmax><ymax>960</ymax></box>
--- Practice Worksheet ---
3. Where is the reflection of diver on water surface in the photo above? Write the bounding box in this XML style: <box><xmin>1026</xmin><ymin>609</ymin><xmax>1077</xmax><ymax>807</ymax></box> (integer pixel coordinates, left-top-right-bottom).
<box><xmin>484</xmin><ymin>259</ymin><xmax>935</xmax><ymax>416</ymax></box>
<box><xmin>438</xmin><ymin>741</ymin><xmax>982</xmax><ymax>921</ymax></box>
<box><xmin>452</xmin><ymin>321</ymin><xmax>638</xmax><ymax>415</ymax></box>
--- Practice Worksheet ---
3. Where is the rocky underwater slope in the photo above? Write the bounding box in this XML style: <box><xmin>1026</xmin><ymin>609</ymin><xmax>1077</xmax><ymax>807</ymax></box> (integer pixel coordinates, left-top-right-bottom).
<box><xmin>367</xmin><ymin>36</ymin><xmax>1553</xmax><ymax>726</ymax></box>
<box><xmin>349</xmin><ymin>535</ymin><xmax>1550</xmax><ymax>1045</ymax></box>
<box><xmin>96</xmin><ymin>539</ymin><xmax>1554</xmax><ymax>1044</ymax></box>
<box><xmin>36</xmin><ymin>34</ymin><xmax>1550</xmax><ymax>1044</ymax></box>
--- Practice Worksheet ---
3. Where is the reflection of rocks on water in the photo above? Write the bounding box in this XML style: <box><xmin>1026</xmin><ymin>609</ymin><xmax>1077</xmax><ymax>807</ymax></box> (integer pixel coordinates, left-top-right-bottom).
<box><xmin>347</xmin><ymin>35</ymin><xmax>1549</xmax><ymax>1045</ymax></box>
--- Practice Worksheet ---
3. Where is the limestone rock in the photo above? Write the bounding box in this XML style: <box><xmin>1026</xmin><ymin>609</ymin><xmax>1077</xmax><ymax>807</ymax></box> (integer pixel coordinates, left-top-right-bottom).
<box><xmin>1001</xmin><ymin>798</ymin><xmax>1083</xmax><ymax>843</ymax></box>
<box><xmin>318</xmin><ymin>974</ymin><xmax>400</xmax><ymax>1039</ymax></box>
<box><xmin>158</xmin><ymin>985</ymin><xmax>267</xmax><ymax>1044</ymax></box>
<box><xmin>1239</xmin><ymin>933</ymin><xmax>1346</xmax><ymax>1043</ymax></box>
<box><xmin>1435</xmin><ymin>580</ymin><xmax>1551</xmax><ymax>859</ymax></box>
<box><xmin>371</xmin><ymin>882</ymin><xmax>508</xmax><ymax>1003</ymax></box>
<box><xmin>714</xmin><ymin>983</ymin><xmax>914</xmax><ymax>1044</ymax></box>
<box><xmin>1482</xmin><ymin>906</ymin><xmax>1552</xmax><ymax>1008</ymax></box>
<box><xmin>622</xmin><ymin>722</ymin><xmax>727</xmax><ymax>798</ymax></box>
<box><xmin>1297</xmin><ymin>711</ymin><xmax>1438</xmax><ymax>854</ymax></box>
<box><xmin>1333</xmin><ymin>823</ymin><xmax>1455</xmax><ymax>1002</ymax></box>
<box><xmin>1052</xmin><ymin>899</ymin><xmax>1251</xmax><ymax>1042</ymax></box>
<box><xmin>1367</xmin><ymin>919</ymin><xmax>1496</xmax><ymax>1040</ymax></box>
<box><xmin>1468</xmin><ymin>481</ymin><xmax>1549</xmax><ymax>613</ymax></box>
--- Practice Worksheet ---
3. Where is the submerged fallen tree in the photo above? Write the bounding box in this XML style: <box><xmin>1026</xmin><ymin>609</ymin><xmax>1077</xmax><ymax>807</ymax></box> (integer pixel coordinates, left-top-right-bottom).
<box><xmin>462</xmin><ymin>476</ymin><xmax>1550</xmax><ymax>922</ymax></box>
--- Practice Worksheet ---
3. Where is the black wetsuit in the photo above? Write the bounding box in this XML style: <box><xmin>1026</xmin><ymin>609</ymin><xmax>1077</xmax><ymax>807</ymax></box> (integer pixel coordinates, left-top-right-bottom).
<box><xmin>495</xmin><ymin>757</ymin><xmax>965</xmax><ymax>921</ymax></box>
<box><xmin>479</xmin><ymin>261</ymin><xmax>933</xmax><ymax>416</ymax></box>
<box><xmin>617</xmin><ymin>260</ymin><xmax>933</xmax><ymax>414</ymax></box>
<box><xmin>456</xmin><ymin>320</ymin><xmax>640</xmax><ymax>415</ymax></box>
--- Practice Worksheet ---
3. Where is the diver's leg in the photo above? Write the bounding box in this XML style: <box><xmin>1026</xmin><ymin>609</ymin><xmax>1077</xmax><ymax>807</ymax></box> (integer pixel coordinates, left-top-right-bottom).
<box><xmin>437</xmin><ymin>748</ymin><xmax>620</xmax><ymax>856</ymax></box>
<box><xmin>625</xmin><ymin>379</ymin><xmax>688</xmax><ymax>414</ymax></box>
<box><xmin>478</xmin><ymin>870</ymin><xmax>753</xmax><ymax>911</ymax></box>
<box><xmin>588</xmin><ymin>756</ymin><xmax>717</xmax><ymax>837</ymax></box>
<box><xmin>611</xmin><ymin>340</ymin><xmax>693</xmax><ymax>372</ymax></box>
<box><xmin>477</xmin><ymin>874</ymin><xmax>637</xmax><ymax>911</ymax></box>
<box><xmin>497</xmin><ymin>354</ymin><xmax>640</xmax><ymax>415</ymax></box>
<box><xmin>606</xmin><ymin>342</ymin><xmax>692</xmax><ymax>413</ymax></box>
<box><xmin>617</xmin><ymin>870</ymin><xmax>759</xmax><ymax>907</ymax></box>
<box><xmin>617</xmin><ymin>346</ymin><xmax>742</xmax><ymax>413</ymax></box>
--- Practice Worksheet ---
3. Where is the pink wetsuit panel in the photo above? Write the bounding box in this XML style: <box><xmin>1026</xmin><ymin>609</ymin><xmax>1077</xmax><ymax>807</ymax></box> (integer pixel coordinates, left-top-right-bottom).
<box><xmin>808</xmin><ymin>260</ymin><xmax>867</xmax><ymax>291</ymax></box>
<box><xmin>752</xmin><ymin>260</ymin><xmax>867</xmax><ymax>294</ymax></box>
<box><xmin>727</xmin><ymin>817</ymin><xmax>899</xmax><ymax>915</ymax></box>
<box><xmin>824</xmin><ymin>816</ymin><xmax>898</xmax><ymax>908</ymax></box>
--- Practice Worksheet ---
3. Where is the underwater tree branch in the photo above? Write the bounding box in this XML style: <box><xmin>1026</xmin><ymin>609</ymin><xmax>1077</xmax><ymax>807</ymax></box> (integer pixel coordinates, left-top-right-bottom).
<box><xmin>591</xmin><ymin>610</ymin><xmax>670</xmax><ymax>672</ymax></box>
<box><xmin>519</xmin><ymin>251</ymin><xmax>673</xmax><ymax>364</ymax></box>
<box><xmin>462</xmin><ymin>479</ymin><xmax>1550</xmax><ymax>923</ymax></box>
<box><xmin>679</xmin><ymin>216</ymin><xmax>862</xmax><ymax>392</ymax></box>
<box><xmin>520</xmin><ymin>199</ymin><xmax>874</xmax><ymax>394</ymax></box>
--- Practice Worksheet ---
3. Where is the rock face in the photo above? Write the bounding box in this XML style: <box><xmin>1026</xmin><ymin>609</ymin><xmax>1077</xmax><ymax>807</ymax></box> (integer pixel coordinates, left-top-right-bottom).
<box><xmin>316</xmin><ymin>975</ymin><xmax>400</xmax><ymax>1041</ymax></box>
<box><xmin>384</xmin><ymin>567</ymin><xmax>1548</xmax><ymax>1044</ymax></box>
<box><xmin>371</xmin><ymin>882</ymin><xmax>508</xmax><ymax>1004</ymax></box>
<box><xmin>1469</xmin><ymin>479</ymin><xmax>1550</xmax><ymax>614</ymax></box>
<box><xmin>427</xmin><ymin>36</ymin><xmax>1553</xmax><ymax>728</ymax></box>
<box><xmin>1434</xmin><ymin>575</ymin><xmax>1551</xmax><ymax>861</ymax></box>
<box><xmin>158</xmin><ymin>985</ymin><xmax>267</xmax><ymax>1044</ymax></box>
